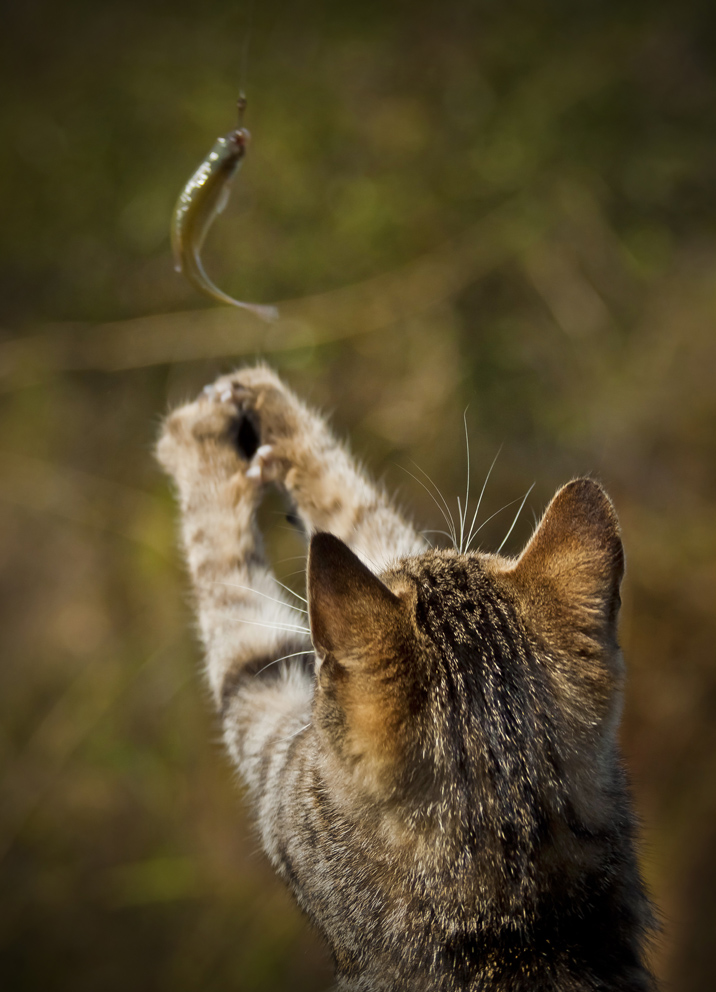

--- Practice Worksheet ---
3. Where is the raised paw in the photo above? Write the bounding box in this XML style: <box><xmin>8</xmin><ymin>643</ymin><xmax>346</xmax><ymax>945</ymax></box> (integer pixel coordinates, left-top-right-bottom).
<box><xmin>199</xmin><ymin>366</ymin><xmax>311</xmax><ymax>480</ymax></box>
<box><xmin>206</xmin><ymin>368</ymin><xmax>301</xmax><ymax>441</ymax></box>
<box><xmin>156</xmin><ymin>366</ymin><xmax>305</xmax><ymax>490</ymax></box>
<box><xmin>156</xmin><ymin>387</ymin><xmax>249</xmax><ymax>492</ymax></box>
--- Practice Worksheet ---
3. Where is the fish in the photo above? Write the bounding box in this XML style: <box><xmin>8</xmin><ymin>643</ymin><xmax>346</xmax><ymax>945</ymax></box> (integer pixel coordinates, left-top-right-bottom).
<box><xmin>171</xmin><ymin>100</ymin><xmax>278</xmax><ymax>322</ymax></box>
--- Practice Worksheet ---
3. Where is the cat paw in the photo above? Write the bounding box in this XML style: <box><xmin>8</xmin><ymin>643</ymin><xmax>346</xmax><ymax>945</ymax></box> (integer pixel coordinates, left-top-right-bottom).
<box><xmin>156</xmin><ymin>386</ymin><xmax>253</xmax><ymax>488</ymax></box>
<box><xmin>157</xmin><ymin>366</ymin><xmax>301</xmax><ymax>484</ymax></box>
<box><xmin>198</xmin><ymin>367</ymin><xmax>307</xmax><ymax>482</ymax></box>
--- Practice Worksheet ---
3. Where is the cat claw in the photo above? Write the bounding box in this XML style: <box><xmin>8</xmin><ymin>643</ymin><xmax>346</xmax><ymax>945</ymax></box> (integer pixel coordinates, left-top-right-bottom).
<box><xmin>203</xmin><ymin>382</ymin><xmax>254</xmax><ymax>406</ymax></box>
<box><xmin>246</xmin><ymin>444</ymin><xmax>275</xmax><ymax>482</ymax></box>
<box><xmin>200</xmin><ymin>383</ymin><xmax>239</xmax><ymax>404</ymax></box>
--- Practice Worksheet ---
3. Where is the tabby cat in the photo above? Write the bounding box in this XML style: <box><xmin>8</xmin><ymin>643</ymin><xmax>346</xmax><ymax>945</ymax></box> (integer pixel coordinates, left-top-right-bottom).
<box><xmin>157</xmin><ymin>365</ymin><xmax>656</xmax><ymax>991</ymax></box>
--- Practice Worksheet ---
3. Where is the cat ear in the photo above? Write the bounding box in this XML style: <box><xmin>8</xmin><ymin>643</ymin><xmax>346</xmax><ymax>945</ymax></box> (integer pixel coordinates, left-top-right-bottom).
<box><xmin>307</xmin><ymin>532</ymin><xmax>405</xmax><ymax>665</ymax></box>
<box><xmin>308</xmin><ymin>534</ymin><xmax>417</xmax><ymax>792</ymax></box>
<box><xmin>509</xmin><ymin>478</ymin><xmax>624</xmax><ymax>639</ymax></box>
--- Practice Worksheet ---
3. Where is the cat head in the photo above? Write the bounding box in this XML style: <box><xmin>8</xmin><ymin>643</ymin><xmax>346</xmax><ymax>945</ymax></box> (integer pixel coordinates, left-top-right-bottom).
<box><xmin>307</xmin><ymin>478</ymin><xmax>625</xmax><ymax>836</ymax></box>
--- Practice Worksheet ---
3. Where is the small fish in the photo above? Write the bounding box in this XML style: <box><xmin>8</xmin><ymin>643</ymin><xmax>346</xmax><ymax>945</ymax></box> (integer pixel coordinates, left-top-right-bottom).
<box><xmin>171</xmin><ymin>100</ymin><xmax>278</xmax><ymax>322</ymax></box>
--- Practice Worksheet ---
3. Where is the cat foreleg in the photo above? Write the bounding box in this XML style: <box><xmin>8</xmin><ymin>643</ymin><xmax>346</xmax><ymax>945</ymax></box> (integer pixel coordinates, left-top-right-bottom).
<box><xmin>156</xmin><ymin>387</ymin><xmax>311</xmax><ymax>710</ymax></box>
<box><xmin>200</xmin><ymin>366</ymin><xmax>426</xmax><ymax>571</ymax></box>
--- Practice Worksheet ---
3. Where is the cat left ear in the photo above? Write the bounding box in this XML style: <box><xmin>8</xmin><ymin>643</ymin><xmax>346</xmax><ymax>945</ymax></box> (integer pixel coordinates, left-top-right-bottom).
<box><xmin>307</xmin><ymin>533</ymin><xmax>405</xmax><ymax>665</ymax></box>
<box><xmin>308</xmin><ymin>534</ymin><xmax>418</xmax><ymax>795</ymax></box>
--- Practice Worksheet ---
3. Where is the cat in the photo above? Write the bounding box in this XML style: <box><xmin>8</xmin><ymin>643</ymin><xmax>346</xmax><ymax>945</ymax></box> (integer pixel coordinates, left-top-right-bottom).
<box><xmin>157</xmin><ymin>365</ymin><xmax>657</xmax><ymax>992</ymax></box>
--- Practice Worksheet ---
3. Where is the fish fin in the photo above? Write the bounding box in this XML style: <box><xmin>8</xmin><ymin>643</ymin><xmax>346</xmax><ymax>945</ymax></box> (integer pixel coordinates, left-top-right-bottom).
<box><xmin>215</xmin><ymin>184</ymin><xmax>231</xmax><ymax>215</ymax></box>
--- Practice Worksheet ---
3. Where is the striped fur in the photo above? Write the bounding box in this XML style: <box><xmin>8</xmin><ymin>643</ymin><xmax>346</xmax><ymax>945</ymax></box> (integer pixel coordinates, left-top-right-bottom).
<box><xmin>157</xmin><ymin>366</ymin><xmax>656</xmax><ymax>991</ymax></box>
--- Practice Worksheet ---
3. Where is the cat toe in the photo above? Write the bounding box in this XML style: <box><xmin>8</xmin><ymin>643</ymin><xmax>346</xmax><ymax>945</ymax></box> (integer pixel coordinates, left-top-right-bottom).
<box><xmin>245</xmin><ymin>444</ymin><xmax>277</xmax><ymax>483</ymax></box>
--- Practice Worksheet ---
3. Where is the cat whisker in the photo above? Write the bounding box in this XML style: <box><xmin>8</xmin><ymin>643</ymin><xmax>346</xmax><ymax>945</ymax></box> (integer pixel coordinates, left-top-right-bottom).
<box><xmin>496</xmin><ymin>483</ymin><xmax>535</xmax><ymax>555</ymax></box>
<box><xmin>459</xmin><ymin>408</ymin><xmax>471</xmax><ymax>554</ymax></box>
<box><xmin>216</xmin><ymin>581</ymin><xmax>308</xmax><ymax>614</ymax></box>
<box><xmin>464</xmin><ymin>493</ymin><xmax>529</xmax><ymax>552</ymax></box>
<box><xmin>227</xmin><ymin>617</ymin><xmax>312</xmax><ymax>634</ymax></box>
<box><xmin>402</xmin><ymin>464</ymin><xmax>457</xmax><ymax>550</ymax></box>
<box><xmin>277</xmin><ymin>524</ymin><xmax>305</xmax><ymax>535</ymax></box>
<box><xmin>273</xmin><ymin>578</ymin><xmax>308</xmax><ymax>604</ymax></box>
<box><xmin>276</xmin><ymin>721</ymin><xmax>311</xmax><ymax>743</ymax></box>
<box><xmin>253</xmin><ymin>650</ymin><xmax>313</xmax><ymax>678</ymax></box>
<box><xmin>413</xmin><ymin>461</ymin><xmax>459</xmax><ymax>550</ymax></box>
<box><xmin>464</xmin><ymin>447</ymin><xmax>502</xmax><ymax>553</ymax></box>
<box><xmin>422</xmin><ymin>528</ymin><xmax>459</xmax><ymax>546</ymax></box>
<box><xmin>280</xmin><ymin>567</ymin><xmax>310</xmax><ymax>581</ymax></box>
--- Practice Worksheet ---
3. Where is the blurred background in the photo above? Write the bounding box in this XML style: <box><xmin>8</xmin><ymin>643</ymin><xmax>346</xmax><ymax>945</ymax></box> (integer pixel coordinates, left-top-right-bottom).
<box><xmin>1</xmin><ymin>0</ymin><xmax>715</xmax><ymax>988</ymax></box>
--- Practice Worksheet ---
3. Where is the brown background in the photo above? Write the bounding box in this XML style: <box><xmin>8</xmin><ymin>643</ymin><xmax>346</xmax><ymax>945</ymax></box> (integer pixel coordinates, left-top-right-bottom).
<box><xmin>1</xmin><ymin>0</ymin><xmax>715</xmax><ymax>988</ymax></box>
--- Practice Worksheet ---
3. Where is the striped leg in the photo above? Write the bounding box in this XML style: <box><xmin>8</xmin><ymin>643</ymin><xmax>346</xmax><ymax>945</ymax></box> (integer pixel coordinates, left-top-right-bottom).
<box><xmin>156</xmin><ymin>380</ymin><xmax>314</xmax><ymax>789</ymax></box>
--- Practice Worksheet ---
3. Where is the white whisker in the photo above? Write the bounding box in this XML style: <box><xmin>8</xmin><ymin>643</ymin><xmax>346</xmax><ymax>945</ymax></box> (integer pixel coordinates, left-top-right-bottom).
<box><xmin>422</xmin><ymin>529</ymin><xmax>457</xmax><ymax>544</ymax></box>
<box><xmin>281</xmin><ymin>567</ymin><xmax>309</xmax><ymax>580</ymax></box>
<box><xmin>457</xmin><ymin>496</ymin><xmax>464</xmax><ymax>554</ymax></box>
<box><xmin>464</xmin><ymin>447</ymin><xmax>502</xmax><ymax>552</ymax></box>
<box><xmin>496</xmin><ymin>484</ymin><xmax>535</xmax><ymax>555</ymax></box>
<box><xmin>402</xmin><ymin>463</ymin><xmax>457</xmax><ymax>550</ymax></box>
<box><xmin>277</xmin><ymin>524</ymin><xmax>304</xmax><ymax>535</ymax></box>
<box><xmin>277</xmin><ymin>722</ymin><xmax>311</xmax><ymax>742</ymax></box>
<box><xmin>254</xmin><ymin>649</ymin><xmax>313</xmax><ymax>678</ymax></box>
<box><xmin>463</xmin><ymin>494</ymin><xmax>527</xmax><ymax>550</ymax></box>
<box><xmin>216</xmin><ymin>581</ymin><xmax>308</xmax><ymax>614</ymax></box>
<box><xmin>460</xmin><ymin>408</ymin><xmax>471</xmax><ymax>553</ymax></box>
<box><xmin>413</xmin><ymin>461</ymin><xmax>459</xmax><ymax>549</ymax></box>
<box><xmin>228</xmin><ymin>617</ymin><xmax>312</xmax><ymax>634</ymax></box>
<box><xmin>273</xmin><ymin>578</ymin><xmax>307</xmax><ymax>604</ymax></box>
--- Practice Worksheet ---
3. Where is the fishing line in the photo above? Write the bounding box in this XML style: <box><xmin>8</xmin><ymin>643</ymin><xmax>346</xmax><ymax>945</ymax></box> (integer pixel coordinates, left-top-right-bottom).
<box><xmin>238</xmin><ymin>0</ymin><xmax>257</xmax><ymax>105</ymax></box>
